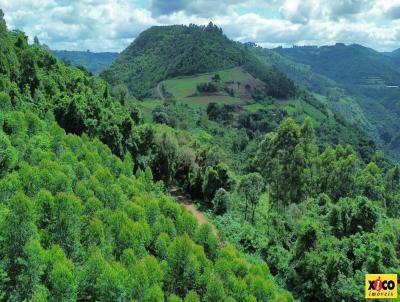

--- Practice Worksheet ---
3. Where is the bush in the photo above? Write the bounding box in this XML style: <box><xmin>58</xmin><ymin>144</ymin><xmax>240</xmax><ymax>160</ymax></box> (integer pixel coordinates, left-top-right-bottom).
<box><xmin>211</xmin><ymin>188</ymin><xmax>232</xmax><ymax>215</ymax></box>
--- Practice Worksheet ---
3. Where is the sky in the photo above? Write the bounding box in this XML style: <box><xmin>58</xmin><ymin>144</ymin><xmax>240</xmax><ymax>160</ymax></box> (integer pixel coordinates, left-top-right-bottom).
<box><xmin>1</xmin><ymin>0</ymin><xmax>400</xmax><ymax>52</ymax></box>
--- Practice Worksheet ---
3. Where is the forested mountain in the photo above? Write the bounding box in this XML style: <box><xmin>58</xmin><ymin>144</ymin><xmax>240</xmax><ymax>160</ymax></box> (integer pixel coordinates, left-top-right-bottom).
<box><xmin>102</xmin><ymin>23</ymin><xmax>378</xmax><ymax>161</ymax></box>
<box><xmin>383</xmin><ymin>48</ymin><xmax>400</xmax><ymax>71</ymax></box>
<box><xmin>51</xmin><ymin>50</ymin><xmax>118</xmax><ymax>74</ymax></box>
<box><xmin>0</xmin><ymin>13</ymin><xmax>294</xmax><ymax>301</ymax></box>
<box><xmin>1</xmin><ymin>8</ymin><xmax>400</xmax><ymax>302</ymax></box>
<box><xmin>274</xmin><ymin>43</ymin><xmax>400</xmax><ymax>85</ymax></box>
<box><xmin>101</xmin><ymin>23</ymin><xmax>296</xmax><ymax>99</ymax></box>
<box><xmin>273</xmin><ymin>43</ymin><xmax>400</xmax><ymax>157</ymax></box>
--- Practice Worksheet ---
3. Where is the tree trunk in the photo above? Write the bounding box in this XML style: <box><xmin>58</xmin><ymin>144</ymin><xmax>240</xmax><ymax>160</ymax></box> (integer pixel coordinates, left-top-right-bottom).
<box><xmin>251</xmin><ymin>204</ymin><xmax>256</xmax><ymax>224</ymax></box>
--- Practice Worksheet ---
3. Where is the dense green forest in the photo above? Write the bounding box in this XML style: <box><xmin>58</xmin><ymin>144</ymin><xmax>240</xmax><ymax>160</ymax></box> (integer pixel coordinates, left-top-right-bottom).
<box><xmin>1</xmin><ymin>9</ymin><xmax>400</xmax><ymax>302</ymax></box>
<box><xmin>0</xmin><ymin>14</ymin><xmax>294</xmax><ymax>301</ymax></box>
<box><xmin>51</xmin><ymin>50</ymin><xmax>118</xmax><ymax>75</ymax></box>
<box><xmin>101</xmin><ymin>24</ymin><xmax>399</xmax><ymax>302</ymax></box>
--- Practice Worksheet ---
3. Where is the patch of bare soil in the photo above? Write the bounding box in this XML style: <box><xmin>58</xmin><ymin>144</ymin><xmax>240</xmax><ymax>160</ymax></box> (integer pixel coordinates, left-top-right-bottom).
<box><xmin>170</xmin><ymin>187</ymin><xmax>224</xmax><ymax>245</ymax></box>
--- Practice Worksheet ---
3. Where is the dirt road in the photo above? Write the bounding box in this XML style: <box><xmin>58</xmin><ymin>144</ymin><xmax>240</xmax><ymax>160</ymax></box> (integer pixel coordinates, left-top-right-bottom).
<box><xmin>170</xmin><ymin>187</ymin><xmax>223</xmax><ymax>243</ymax></box>
<box><xmin>156</xmin><ymin>82</ymin><xmax>165</xmax><ymax>101</ymax></box>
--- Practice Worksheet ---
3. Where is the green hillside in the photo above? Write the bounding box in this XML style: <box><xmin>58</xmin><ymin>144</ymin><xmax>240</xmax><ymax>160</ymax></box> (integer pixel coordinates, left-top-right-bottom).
<box><xmin>51</xmin><ymin>50</ymin><xmax>118</xmax><ymax>75</ymax></box>
<box><xmin>382</xmin><ymin>48</ymin><xmax>400</xmax><ymax>70</ymax></box>
<box><xmin>0</xmin><ymin>14</ymin><xmax>294</xmax><ymax>302</ymax></box>
<box><xmin>273</xmin><ymin>43</ymin><xmax>400</xmax><ymax>157</ymax></box>
<box><xmin>144</xmin><ymin>65</ymin><xmax>377</xmax><ymax>161</ymax></box>
<box><xmin>274</xmin><ymin>43</ymin><xmax>400</xmax><ymax>85</ymax></box>
<box><xmin>249</xmin><ymin>45</ymin><xmax>375</xmax><ymax>138</ymax></box>
<box><xmin>101</xmin><ymin>23</ymin><xmax>295</xmax><ymax>99</ymax></box>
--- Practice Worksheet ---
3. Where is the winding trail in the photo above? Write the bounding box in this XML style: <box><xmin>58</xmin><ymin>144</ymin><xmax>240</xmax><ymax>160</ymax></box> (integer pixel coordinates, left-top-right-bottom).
<box><xmin>156</xmin><ymin>82</ymin><xmax>165</xmax><ymax>101</ymax></box>
<box><xmin>170</xmin><ymin>187</ymin><xmax>224</xmax><ymax>245</ymax></box>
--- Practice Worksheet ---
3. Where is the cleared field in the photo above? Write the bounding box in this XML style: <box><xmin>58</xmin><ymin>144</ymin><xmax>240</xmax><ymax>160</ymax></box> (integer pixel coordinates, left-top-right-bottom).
<box><xmin>137</xmin><ymin>98</ymin><xmax>162</xmax><ymax>121</ymax></box>
<box><xmin>181</xmin><ymin>95</ymin><xmax>243</xmax><ymax>108</ymax></box>
<box><xmin>162</xmin><ymin>67</ymin><xmax>262</xmax><ymax>108</ymax></box>
<box><xmin>139</xmin><ymin>98</ymin><xmax>162</xmax><ymax>110</ymax></box>
<box><xmin>243</xmin><ymin>102</ymin><xmax>278</xmax><ymax>112</ymax></box>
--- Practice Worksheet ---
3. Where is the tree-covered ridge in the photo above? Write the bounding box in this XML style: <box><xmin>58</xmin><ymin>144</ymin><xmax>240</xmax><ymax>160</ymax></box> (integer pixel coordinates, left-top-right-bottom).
<box><xmin>101</xmin><ymin>23</ymin><xmax>295</xmax><ymax>99</ymax></box>
<box><xmin>51</xmin><ymin>50</ymin><xmax>118</xmax><ymax>75</ymax></box>
<box><xmin>273</xmin><ymin>43</ymin><xmax>400</xmax><ymax>86</ymax></box>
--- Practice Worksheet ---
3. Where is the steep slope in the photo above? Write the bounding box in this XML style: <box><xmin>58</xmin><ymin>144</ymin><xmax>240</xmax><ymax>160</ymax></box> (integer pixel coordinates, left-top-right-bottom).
<box><xmin>274</xmin><ymin>43</ymin><xmax>400</xmax><ymax>85</ymax></box>
<box><xmin>249</xmin><ymin>45</ymin><xmax>375</xmax><ymax>137</ymax></box>
<box><xmin>248</xmin><ymin>44</ymin><xmax>337</xmax><ymax>94</ymax></box>
<box><xmin>0</xmin><ymin>14</ymin><xmax>294</xmax><ymax>302</ymax></box>
<box><xmin>274</xmin><ymin>43</ymin><xmax>400</xmax><ymax>157</ymax></box>
<box><xmin>1</xmin><ymin>110</ymin><xmax>295</xmax><ymax>301</ymax></box>
<box><xmin>101</xmin><ymin>23</ymin><xmax>295</xmax><ymax>99</ymax></box>
<box><xmin>52</xmin><ymin>50</ymin><xmax>118</xmax><ymax>74</ymax></box>
<box><xmin>382</xmin><ymin>48</ymin><xmax>400</xmax><ymax>72</ymax></box>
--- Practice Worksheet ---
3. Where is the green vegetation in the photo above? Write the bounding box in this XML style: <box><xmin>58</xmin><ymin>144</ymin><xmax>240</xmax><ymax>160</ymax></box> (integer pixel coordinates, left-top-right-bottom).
<box><xmin>52</xmin><ymin>50</ymin><xmax>118</xmax><ymax>75</ymax></box>
<box><xmin>212</xmin><ymin>118</ymin><xmax>400</xmax><ymax>301</ymax></box>
<box><xmin>101</xmin><ymin>23</ymin><xmax>295</xmax><ymax>99</ymax></box>
<box><xmin>0</xmin><ymin>14</ymin><xmax>294</xmax><ymax>301</ymax></box>
<box><xmin>274</xmin><ymin>44</ymin><xmax>400</xmax><ymax>85</ymax></box>
<box><xmin>1</xmin><ymin>10</ymin><xmax>400</xmax><ymax>302</ymax></box>
<box><xmin>272</xmin><ymin>43</ymin><xmax>400</xmax><ymax>157</ymax></box>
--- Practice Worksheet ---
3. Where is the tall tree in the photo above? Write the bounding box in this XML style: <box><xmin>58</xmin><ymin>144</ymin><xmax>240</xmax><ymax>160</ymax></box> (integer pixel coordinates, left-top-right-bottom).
<box><xmin>238</xmin><ymin>173</ymin><xmax>264</xmax><ymax>223</ymax></box>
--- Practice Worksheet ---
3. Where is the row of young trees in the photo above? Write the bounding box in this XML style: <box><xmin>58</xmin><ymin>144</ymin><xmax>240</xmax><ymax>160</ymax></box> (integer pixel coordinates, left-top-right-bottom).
<box><xmin>0</xmin><ymin>108</ymin><xmax>295</xmax><ymax>302</ymax></box>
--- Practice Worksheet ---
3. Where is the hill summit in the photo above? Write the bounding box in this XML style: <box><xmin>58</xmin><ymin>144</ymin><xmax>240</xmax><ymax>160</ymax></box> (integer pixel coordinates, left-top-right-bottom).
<box><xmin>101</xmin><ymin>23</ymin><xmax>295</xmax><ymax>99</ymax></box>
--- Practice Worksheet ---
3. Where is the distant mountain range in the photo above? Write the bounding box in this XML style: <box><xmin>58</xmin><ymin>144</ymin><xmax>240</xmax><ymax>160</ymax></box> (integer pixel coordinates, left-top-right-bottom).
<box><xmin>51</xmin><ymin>50</ymin><xmax>118</xmax><ymax>74</ymax></box>
<box><xmin>272</xmin><ymin>43</ymin><xmax>400</xmax><ymax>156</ymax></box>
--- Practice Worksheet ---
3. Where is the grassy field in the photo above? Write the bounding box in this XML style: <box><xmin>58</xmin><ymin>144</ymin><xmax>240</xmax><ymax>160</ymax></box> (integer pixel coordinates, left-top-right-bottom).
<box><xmin>162</xmin><ymin>67</ymin><xmax>261</xmax><ymax>108</ymax></box>
<box><xmin>243</xmin><ymin>102</ymin><xmax>277</xmax><ymax>112</ymax></box>
<box><xmin>138</xmin><ymin>98</ymin><xmax>162</xmax><ymax>121</ymax></box>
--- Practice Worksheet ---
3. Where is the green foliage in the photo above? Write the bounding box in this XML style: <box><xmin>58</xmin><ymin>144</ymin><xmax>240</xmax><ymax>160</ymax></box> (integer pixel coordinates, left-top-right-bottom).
<box><xmin>196</xmin><ymin>82</ymin><xmax>218</xmax><ymax>93</ymax></box>
<box><xmin>0</xmin><ymin>131</ymin><xmax>17</xmax><ymax>176</ymax></box>
<box><xmin>329</xmin><ymin>196</ymin><xmax>379</xmax><ymax>238</ymax></box>
<box><xmin>102</xmin><ymin>23</ymin><xmax>295</xmax><ymax>99</ymax></box>
<box><xmin>273</xmin><ymin>44</ymin><xmax>400</xmax><ymax>158</ymax></box>
<box><xmin>211</xmin><ymin>188</ymin><xmax>232</xmax><ymax>215</ymax></box>
<box><xmin>0</xmin><ymin>18</ymin><xmax>292</xmax><ymax>301</ymax></box>
<box><xmin>201</xmin><ymin>163</ymin><xmax>235</xmax><ymax>203</ymax></box>
<box><xmin>0</xmin><ymin>108</ymin><xmax>291</xmax><ymax>301</ymax></box>
<box><xmin>215</xmin><ymin>118</ymin><xmax>399</xmax><ymax>301</ymax></box>
<box><xmin>256</xmin><ymin>118</ymin><xmax>317</xmax><ymax>204</ymax></box>
<box><xmin>238</xmin><ymin>173</ymin><xmax>264</xmax><ymax>223</ymax></box>
<box><xmin>1</xmin><ymin>14</ymin><xmax>399</xmax><ymax>302</ymax></box>
<box><xmin>102</xmin><ymin>23</ymin><xmax>244</xmax><ymax>97</ymax></box>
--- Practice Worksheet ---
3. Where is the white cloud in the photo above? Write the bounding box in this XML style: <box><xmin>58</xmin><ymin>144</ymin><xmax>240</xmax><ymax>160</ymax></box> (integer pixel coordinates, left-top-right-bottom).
<box><xmin>0</xmin><ymin>0</ymin><xmax>158</xmax><ymax>51</ymax></box>
<box><xmin>0</xmin><ymin>0</ymin><xmax>399</xmax><ymax>52</ymax></box>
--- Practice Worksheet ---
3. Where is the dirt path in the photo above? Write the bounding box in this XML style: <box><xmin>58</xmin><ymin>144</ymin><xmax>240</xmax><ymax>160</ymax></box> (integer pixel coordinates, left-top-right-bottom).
<box><xmin>170</xmin><ymin>187</ymin><xmax>223</xmax><ymax>244</ymax></box>
<box><xmin>156</xmin><ymin>82</ymin><xmax>165</xmax><ymax>101</ymax></box>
